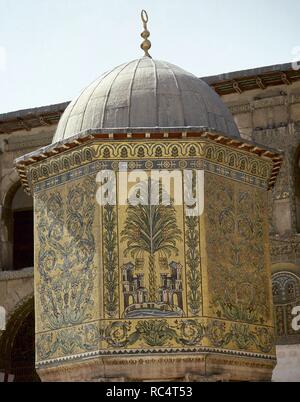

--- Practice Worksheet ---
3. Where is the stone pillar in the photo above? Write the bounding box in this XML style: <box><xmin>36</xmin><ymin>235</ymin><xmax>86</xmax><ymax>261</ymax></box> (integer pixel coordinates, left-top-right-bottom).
<box><xmin>0</xmin><ymin>306</ymin><xmax>5</xmax><ymax>331</ymax></box>
<box><xmin>15</xmin><ymin>130</ymin><xmax>282</xmax><ymax>382</ymax></box>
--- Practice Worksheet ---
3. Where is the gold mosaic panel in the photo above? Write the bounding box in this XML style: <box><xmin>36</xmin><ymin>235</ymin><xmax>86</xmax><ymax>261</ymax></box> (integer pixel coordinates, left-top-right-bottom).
<box><xmin>32</xmin><ymin>140</ymin><xmax>276</xmax><ymax>366</ymax></box>
<box><xmin>204</xmin><ymin>173</ymin><xmax>273</xmax><ymax>326</ymax></box>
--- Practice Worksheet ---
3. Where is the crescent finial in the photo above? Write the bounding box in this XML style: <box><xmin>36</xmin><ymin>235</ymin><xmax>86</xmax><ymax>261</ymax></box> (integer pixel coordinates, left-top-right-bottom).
<box><xmin>140</xmin><ymin>10</ymin><xmax>152</xmax><ymax>58</ymax></box>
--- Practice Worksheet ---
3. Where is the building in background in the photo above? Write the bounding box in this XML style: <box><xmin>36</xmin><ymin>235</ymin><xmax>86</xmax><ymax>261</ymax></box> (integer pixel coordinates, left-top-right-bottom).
<box><xmin>0</xmin><ymin>61</ymin><xmax>300</xmax><ymax>381</ymax></box>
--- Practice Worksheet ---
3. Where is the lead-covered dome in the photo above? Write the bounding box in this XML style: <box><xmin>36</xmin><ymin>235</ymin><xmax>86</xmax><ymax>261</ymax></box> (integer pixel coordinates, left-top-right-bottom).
<box><xmin>53</xmin><ymin>57</ymin><xmax>240</xmax><ymax>143</ymax></box>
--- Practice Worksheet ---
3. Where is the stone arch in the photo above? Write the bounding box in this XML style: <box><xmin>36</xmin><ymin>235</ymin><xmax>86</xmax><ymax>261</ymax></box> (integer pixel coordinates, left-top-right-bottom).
<box><xmin>0</xmin><ymin>172</ymin><xmax>33</xmax><ymax>271</ymax></box>
<box><xmin>0</xmin><ymin>173</ymin><xmax>21</xmax><ymax>271</ymax></box>
<box><xmin>1</xmin><ymin>169</ymin><xmax>20</xmax><ymax>207</ymax></box>
<box><xmin>0</xmin><ymin>269</ymin><xmax>34</xmax><ymax>327</ymax></box>
<box><xmin>0</xmin><ymin>295</ymin><xmax>39</xmax><ymax>382</ymax></box>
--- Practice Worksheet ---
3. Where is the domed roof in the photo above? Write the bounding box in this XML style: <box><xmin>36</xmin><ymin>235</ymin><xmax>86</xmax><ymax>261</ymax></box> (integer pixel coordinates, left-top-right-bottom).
<box><xmin>53</xmin><ymin>57</ymin><xmax>240</xmax><ymax>143</ymax></box>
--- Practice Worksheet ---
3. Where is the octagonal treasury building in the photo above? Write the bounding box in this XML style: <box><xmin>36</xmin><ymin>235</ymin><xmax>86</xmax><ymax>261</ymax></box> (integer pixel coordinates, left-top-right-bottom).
<box><xmin>15</xmin><ymin>14</ymin><xmax>282</xmax><ymax>382</ymax></box>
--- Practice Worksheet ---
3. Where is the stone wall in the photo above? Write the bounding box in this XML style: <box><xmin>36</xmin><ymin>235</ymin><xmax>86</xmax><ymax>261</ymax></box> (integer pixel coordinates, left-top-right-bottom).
<box><xmin>220</xmin><ymin>81</ymin><xmax>300</xmax><ymax>382</ymax></box>
<box><xmin>273</xmin><ymin>345</ymin><xmax>300</xmax><ymax>382</ymax></box>
<box><xmin>222</xmin><ymin>82</ymin><xmax>300</xmax><ymax>240</ymax></box>
<box><xmin>0</xmin><ymin>125</ymin><xmax>56</xmax><ymax>272</ymax></box>
<box><xmin>0</xmin><ymin>268</ymin><xmax>33</xmax><ymax>318</ymax></box>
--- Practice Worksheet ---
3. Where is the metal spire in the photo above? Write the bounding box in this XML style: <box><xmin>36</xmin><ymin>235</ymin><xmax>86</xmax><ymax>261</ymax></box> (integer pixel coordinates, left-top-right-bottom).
<box><xmin>140</xmin><ymin>10</ymin><xmax>152</xmax><ymax>58</ymax></box>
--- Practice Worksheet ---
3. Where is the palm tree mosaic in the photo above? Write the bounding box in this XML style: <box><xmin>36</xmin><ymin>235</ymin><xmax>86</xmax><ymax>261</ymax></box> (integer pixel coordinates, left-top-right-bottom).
<box><xmin>121</xmin><ymin>178</ymin><xmax>184</xmax><ymax>318</ymax></box>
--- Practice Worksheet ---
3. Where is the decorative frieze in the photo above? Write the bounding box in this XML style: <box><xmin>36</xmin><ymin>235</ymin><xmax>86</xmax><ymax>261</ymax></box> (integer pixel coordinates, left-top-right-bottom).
<box><xmin>18</xmin><ymin>139</ymin><xmax>276</xmax><ymax>193</ymax></box>
<box><xmin>229</xmin><ymin>94</ymin><xmax>300</xmax><ymax>116</ymax></box>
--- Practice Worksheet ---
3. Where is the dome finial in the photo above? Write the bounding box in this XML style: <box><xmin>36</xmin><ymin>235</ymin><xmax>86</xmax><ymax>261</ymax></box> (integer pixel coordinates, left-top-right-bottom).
<box><xmin>140</xmin><ymin>10</ymin><xmax>152</xmax><ymax>58</ymax></box>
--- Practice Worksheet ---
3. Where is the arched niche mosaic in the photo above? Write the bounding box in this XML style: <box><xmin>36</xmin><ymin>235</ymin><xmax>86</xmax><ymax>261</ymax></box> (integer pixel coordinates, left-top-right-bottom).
<box><xmin>272</xmin><ymin>271</ymin><xmax>300</xmax><ymax>344</ymax></box>
<box><xmin>294</xmin><ymin>146</ymin><xmax>300</xmax><ymax>233</ymax></box>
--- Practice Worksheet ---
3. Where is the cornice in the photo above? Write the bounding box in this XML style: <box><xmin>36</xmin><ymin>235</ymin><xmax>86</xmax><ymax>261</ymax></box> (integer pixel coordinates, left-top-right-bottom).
<box><xmin>14</xmin><ymin>128</ymin><xmax>283</xmax><ymax>195</ymax></box>
<box><xmin>0</xmin><ymin>102</ymin><xmax>69</xmax><ymax>135</ymax></box>
<box><xmin>203</xmin><ymin>64</ymin><xmax>300</xmax><ymax>96</ymax></box>
<box><xmin>0</xmin><ymin>267</ymin><xmax>33</xmax><ymax>281</ymax></box>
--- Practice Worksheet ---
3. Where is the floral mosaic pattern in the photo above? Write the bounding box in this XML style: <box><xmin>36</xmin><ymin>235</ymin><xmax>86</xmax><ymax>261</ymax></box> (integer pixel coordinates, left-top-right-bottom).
<box><xmin>36</xmin><ymin>318</ymin><xmax>274</xmax><ymax>362</ymax></box>
<box><xmin>103</xmin><ymin>204</ymin><xmax>119</xmax><ymax>318</ymax></box>
<box><xmin>35</xmin><ymin>176</ymin><xmax>97</xmax><ymax>330</ymax></box>
<box><xmin>206</xmin><ymin>174</ymin><xmax>271</xmax><ymax>325</ymax></box>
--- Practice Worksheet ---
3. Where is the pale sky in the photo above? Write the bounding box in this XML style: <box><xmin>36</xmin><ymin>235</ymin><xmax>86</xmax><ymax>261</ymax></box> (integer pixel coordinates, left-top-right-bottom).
<box><xmin>1</xmin><ymin>0</ymin><xmax>300</xmax><ymax>114</ymax></box>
